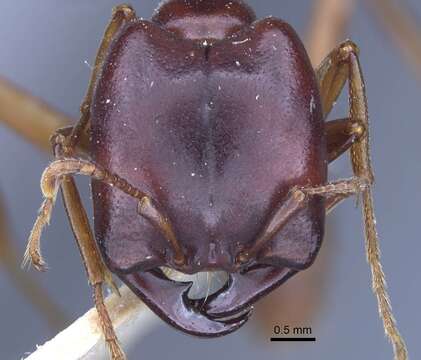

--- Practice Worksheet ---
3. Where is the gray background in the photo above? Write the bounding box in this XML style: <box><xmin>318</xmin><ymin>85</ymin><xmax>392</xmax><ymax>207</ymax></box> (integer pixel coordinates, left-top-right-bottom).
<box><xmin>0</xmin><ymin>1</ymin><xmax>419</xmax><ymax>359</ymax></box>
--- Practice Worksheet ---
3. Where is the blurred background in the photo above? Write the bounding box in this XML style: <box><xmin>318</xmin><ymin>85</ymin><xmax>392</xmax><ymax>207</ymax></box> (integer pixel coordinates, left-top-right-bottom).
<box><xmin>0</xmin><ymin>0</ymin><xmax>419</xmax><ymax>359</ymax></box>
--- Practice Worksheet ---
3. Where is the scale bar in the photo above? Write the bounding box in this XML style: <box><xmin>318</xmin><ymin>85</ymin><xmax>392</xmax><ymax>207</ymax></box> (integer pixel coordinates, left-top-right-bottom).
<box><xmin>270</xmin><ymin>337</ymin><xmax>316</xmax><ymax>342</ymax></box>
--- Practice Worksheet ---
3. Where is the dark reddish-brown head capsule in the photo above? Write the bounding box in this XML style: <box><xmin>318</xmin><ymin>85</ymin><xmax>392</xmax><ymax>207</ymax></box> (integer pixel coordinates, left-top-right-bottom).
<box><xmin>91</xmin><ymin>0</ymin><xmax>326</xmax><ymax>336</ymax></box>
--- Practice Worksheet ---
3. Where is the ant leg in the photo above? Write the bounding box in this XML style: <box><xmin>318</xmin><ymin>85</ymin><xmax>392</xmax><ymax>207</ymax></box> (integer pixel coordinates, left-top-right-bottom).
<box><xmin>306</xmin><ymin>0</ymin><xmax>356</xmax><ymax>66</ymax></box>
<box><xmin>55</xmin><ymin>141</ymin><xmax>128</xmax><ymax>359</ymax></box>
<box><xmin>66</xmin><ymin>4</ymin><xmax>136</xmax><ymax>153</ymax></box>
<box><xmin>315</xmin><ymin>41</ymin><xmax>354</xmax><ymax>119</ymax></box>
<box><xmin>347</xmin><ymin>44</ymin><xmax>407</xmax><ymax>360</ymax></box>
<box><xmin>237</xmin><ymin>178</ymin><xmax>369</xmax><ymax>264</ymax></box>
<box><xmin>58</xmin><ymin>7</ymin><xmax>136</xmax><ymax>360</ymax></box>
<box><xmin>25</xmin><ymin>157</ymin><xmax>183</xmax><ymax>269</ymax></box>
<box><xmin>318</xmin><ymin>41</ymin><xmax>408</xmax><ymax>360</ymax></box>
<box><xmin>23</xmin><ymin>6</ymin><xmax>137</xmax><ymax>360</ymax></box>
<box><xmin>325</xmin><ymin>117</ymin><xmax>366</xmax><ymax>163</ymax></box>
<box><xmin>1</xmin><ymin>5</ymin><xmax>136</xmax><ymax>359</ymax></box>
<box><xmin>0</xmin><ymin>77</ymin><xmax>71</xmax><ymax>150</ymax></box>
<box><xmin>22</xmin><ymin>137</ymin><xmax>128</xmax><ymax>359</ymax></box>
<box><xmin>0</xmin><ymin>75</ymin><xmax>72</xmax><ymax>331</ymax></box>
